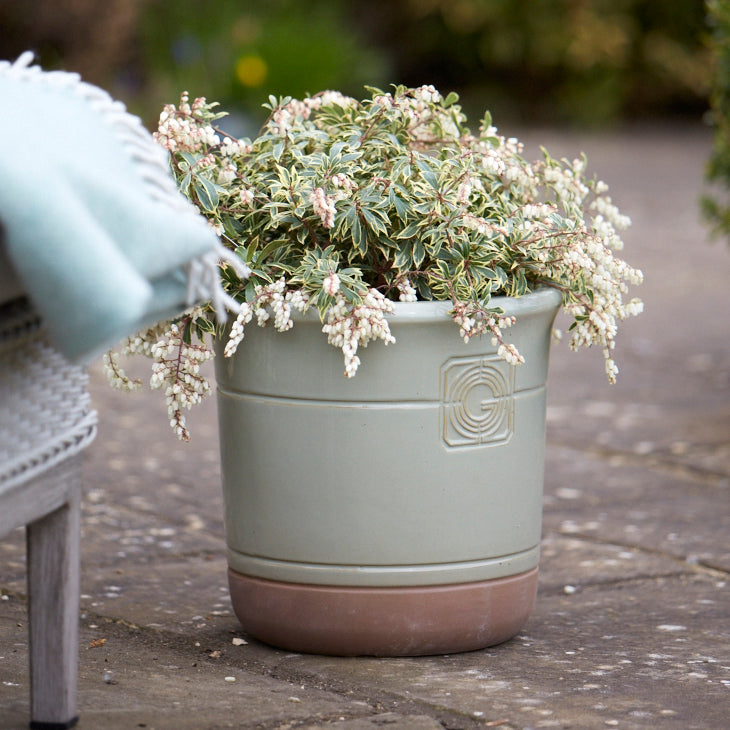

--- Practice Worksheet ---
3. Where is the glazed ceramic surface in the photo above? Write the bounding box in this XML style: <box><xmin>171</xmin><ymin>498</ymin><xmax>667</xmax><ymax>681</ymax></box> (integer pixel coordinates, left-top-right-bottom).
<box><xmin>216</xmin><ymin>289</ymin><xmax>561</xmax><ymax>588</ymax></box>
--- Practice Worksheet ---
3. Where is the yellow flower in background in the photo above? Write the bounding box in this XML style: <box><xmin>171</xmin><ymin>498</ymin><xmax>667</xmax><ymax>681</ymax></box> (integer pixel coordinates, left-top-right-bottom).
<box><xmin>235</xmin><ymin>54</ymin><xmax>268</xmax><ymax>87</ymax></box>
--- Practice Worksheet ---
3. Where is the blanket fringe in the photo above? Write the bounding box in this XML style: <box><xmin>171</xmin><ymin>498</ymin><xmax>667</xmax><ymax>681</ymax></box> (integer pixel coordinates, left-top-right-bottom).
<box><xmin>1</xmin><ymin>52</ymin><xmax>195</xmax><ymax>213</ymax></box>
<box><xmin>1</xmin><ymin>53</ymin><xmax>251</xmax><ymax>324</ymax></box>
<box><xmin>185</xmin><ymin>243</ymin><xmax>251</xmax><ymax>323</ymax></box>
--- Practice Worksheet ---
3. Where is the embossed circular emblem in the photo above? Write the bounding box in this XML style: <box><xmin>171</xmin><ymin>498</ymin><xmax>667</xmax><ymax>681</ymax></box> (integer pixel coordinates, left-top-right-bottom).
<box><xmin>441</xmin><ymin>355</ymin><xmax>515</xmax><ymax>448</ymax></box>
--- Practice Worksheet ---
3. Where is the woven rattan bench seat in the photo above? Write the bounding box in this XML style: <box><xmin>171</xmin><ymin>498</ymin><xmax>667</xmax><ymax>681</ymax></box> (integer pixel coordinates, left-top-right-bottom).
<box><xmin>0</xmin><ymin>299</ymin><xmax>97</xmax><ymax>502</ymax></box>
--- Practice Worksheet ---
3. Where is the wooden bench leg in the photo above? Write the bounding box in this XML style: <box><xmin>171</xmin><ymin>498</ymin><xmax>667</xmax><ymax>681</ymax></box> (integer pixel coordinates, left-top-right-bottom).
<box><xmin>26</xmin><ymin>479</ymin><xmax>81</xmax><ymax>730</ymax></box>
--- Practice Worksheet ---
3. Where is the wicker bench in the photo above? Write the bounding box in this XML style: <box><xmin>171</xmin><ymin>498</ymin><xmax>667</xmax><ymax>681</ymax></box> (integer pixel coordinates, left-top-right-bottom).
<box><xmin>0</xmin><ymin>295</ymin><xmax>97</xmax><ymax>729</ymax></box>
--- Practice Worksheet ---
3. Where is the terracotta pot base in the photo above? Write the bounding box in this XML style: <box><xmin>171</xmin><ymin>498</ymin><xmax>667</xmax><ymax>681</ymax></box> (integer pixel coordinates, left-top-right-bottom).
<box><xmin>227</xmin><ymin>567</ymin><xmax>538</xmax><ymax>656</ymax></box>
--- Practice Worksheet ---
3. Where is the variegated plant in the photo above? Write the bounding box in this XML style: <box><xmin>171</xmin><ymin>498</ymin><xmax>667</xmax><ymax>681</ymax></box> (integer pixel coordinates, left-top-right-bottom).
<box><xmin>106</xmin><ymin>85</ymin><xmax>642</xmax><ymax>440</ymax></box>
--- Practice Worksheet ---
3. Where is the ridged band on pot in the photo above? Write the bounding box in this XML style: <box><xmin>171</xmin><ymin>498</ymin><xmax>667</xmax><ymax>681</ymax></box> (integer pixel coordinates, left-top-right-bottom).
<box><xmin>215</xmin><ymin>288</ymin><xmax>561</xmax><ymax>591</ymax></box>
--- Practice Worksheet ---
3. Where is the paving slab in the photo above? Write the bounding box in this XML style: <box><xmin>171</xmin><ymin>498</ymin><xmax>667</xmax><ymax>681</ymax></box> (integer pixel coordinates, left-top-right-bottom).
<box><xmin>260</xmin><ymin>573</ymin><xmax>728</xmax><ymax>730</ymax></box>
<box><xmin>2</xmin><ymin>122</ymin><xmax>730</xmax><ymax>729</ymax></box>
<box><xmin>543</xmin><ymin>447</ymin><xmax>730</xmax><ymax>573</ymax></box>
<box><xmin>1</xmin><ymin>594</ymin><xmax>386</xmax><ymax>730</ymax></box>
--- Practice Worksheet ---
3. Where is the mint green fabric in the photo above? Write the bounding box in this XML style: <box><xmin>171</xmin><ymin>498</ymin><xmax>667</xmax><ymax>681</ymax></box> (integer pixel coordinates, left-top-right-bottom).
<box><xmin>0</xmin><ymin>54</ymin><xmax>220</xmax><ymax>361</ymax></box>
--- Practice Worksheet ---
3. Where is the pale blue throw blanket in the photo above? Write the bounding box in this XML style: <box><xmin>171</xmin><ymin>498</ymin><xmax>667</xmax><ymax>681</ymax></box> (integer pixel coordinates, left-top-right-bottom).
<box><xmin>0</xmin><ymin>53</ymin><xmax>246</xmax><ymax>361</ymax></box>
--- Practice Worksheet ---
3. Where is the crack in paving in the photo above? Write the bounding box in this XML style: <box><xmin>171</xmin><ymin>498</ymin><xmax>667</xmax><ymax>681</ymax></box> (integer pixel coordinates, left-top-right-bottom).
<box><xmin>549</xmin><ymin>529</ymin><xmax>730</xmax><ymax>579</ymax></box>
<box><xmin>539</xmin><ymin>569</ymin><xmax>691</xmax><ymax>595</ymax></box>
<box><xmin>30</xmin><ymin>611</ymin><xmax>471</xmax><ymax>730</ymax></box>
<box><xmin>548</xmin><ymin>439</ymin><xmax>730</xmax><ymax>488</ymax></box>
<box><xmin>243</xmin><ymin>654</ymin><xmax>495</xmax><ymax>730</ymax></box>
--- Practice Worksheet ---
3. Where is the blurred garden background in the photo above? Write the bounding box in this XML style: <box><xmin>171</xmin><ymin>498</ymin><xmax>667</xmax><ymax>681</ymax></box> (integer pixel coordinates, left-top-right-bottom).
<box><xmin>0</xmin><ymin>0</ymin><xmax>712</xmax><ymax>130</ymax></box>
<box><xmin>5</xmin><ymin>0</ymin><xmax>730</xmax><ymax>236</ymax></box>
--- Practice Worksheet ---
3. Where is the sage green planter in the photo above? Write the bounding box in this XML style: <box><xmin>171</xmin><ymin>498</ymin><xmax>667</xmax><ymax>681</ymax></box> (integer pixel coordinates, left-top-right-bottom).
<box><xmin>214</xmin><ymin>287</ymin><xmax>562</xmax><ymax>656</ymax></box>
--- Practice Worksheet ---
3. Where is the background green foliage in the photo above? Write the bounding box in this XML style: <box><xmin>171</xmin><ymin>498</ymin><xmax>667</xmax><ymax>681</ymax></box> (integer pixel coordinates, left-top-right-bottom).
<box><xmin>351</xmin><ymin>0</ymin><xmax>710</xmax><ymax>125</ymax></box>
<box><xmin>703</xmin><ymin>0</ymin><xmax>730</xmax><ymax>241</ymax></box>
<box><xmin>0</xmin><ymin>0</ymin><xmax>711</xmax><ymax>127</ymax></box>
<box><xmin>139</xmin><ymin>0</ymin><xmax>388</xmax><ymax>127</ymax></box>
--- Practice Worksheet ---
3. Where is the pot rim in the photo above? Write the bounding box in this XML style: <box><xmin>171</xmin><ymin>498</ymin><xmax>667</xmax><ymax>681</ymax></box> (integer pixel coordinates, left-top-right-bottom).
<box><xmin>386</xmin><ymin>286</ymin><xmax>562</xmax><ymax>323</ymax></box>
<box><xmin>217</xmin><ymin>286</ymin><xmax>563</xmax><ymax>336</ymax></box>
<box><xmin>269</xmin><ymin>286</ymin><xmax>563</xmax><ymax>328</ymax></box>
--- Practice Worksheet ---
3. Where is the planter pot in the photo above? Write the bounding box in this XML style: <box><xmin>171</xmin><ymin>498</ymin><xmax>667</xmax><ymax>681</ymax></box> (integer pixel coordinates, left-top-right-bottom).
<box><xmin>214</xmin><ymin>287</ymin><xmax>562</xmax><ymax>656</ymax></box>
